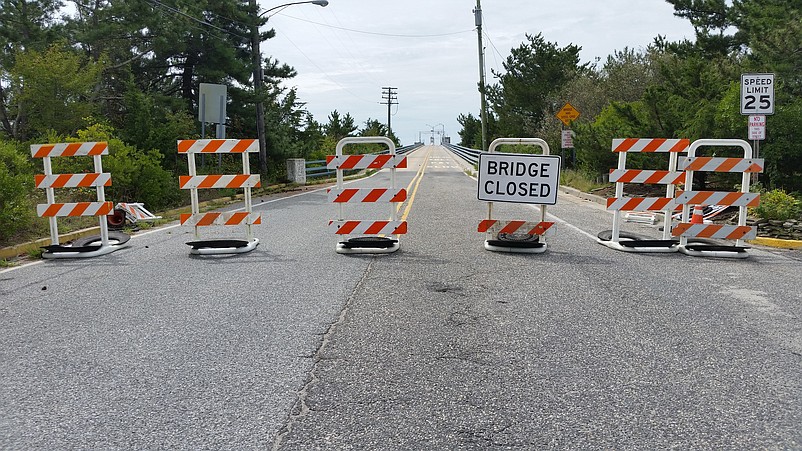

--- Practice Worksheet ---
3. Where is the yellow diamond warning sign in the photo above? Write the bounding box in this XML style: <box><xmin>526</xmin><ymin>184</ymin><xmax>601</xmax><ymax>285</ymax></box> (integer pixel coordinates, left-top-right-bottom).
<box><xmin>556</xmin><ymin>103</ymin><xmax>580</xmax><ymax>126</ymax></box>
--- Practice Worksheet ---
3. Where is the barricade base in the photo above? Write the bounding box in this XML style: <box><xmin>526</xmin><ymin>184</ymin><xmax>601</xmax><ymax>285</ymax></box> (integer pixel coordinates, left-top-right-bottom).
<box><xmin>336</xmin><ymin>237</ymin><xmax>400</xmax><ymax>254</ymax></box>
<box><xmin>42</xmin><ymin>244</ymin><xmax>124</xmax><ymax>259</ymax></box>
<box><xmin>596</xmin><ymin>230</ymin><xmax>678</xmax><ymax>253</ymax></box>
<box><xmin>597</xmin><ymin>238</ymin><xmax>679</xmax><ymax>253</ymax></box>
<box><xmin>484</xmin><ymin>240</ymin><xmax>547</xmax><ymax>254</ymax></box>
<box><xmin>187</xmin><ymin>238</ymin><xmax>259</xmax><ymax>255</ymax></box>
<box><xmin>678</xmin><ymin>244</ymin><xmax>750</xmax><ymax>259</ymax></box>
<box><xmin>41</xmin><ymin>231</ymin><xmax>131</xmax><ymax>259</ymax></box>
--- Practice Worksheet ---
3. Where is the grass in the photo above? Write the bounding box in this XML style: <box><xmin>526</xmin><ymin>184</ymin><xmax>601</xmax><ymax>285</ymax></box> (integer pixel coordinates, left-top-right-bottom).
<box><xmin>560</xmin><ymin>169</ymin><xmax>610</xmax><ymax>193</ymax></box>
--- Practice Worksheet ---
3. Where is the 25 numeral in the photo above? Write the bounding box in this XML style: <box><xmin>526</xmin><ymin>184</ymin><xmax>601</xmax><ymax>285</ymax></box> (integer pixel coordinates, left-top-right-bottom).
<box><xmin>744</xmin><ymin>95</ymin><xmax>771</xmax><ymax>110</ymax></box>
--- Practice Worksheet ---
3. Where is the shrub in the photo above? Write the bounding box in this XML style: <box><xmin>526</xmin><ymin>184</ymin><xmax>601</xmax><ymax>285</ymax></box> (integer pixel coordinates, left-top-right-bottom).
<box><xmin>754</xmin><ymin>189</ymin><xmax>801</xmax><ymax>221</ymax></box>
<box><xmin>0</xmin><ymin>141</ymin><xmax>35</xmax><ymax>244</ymax></box>
<box><xmin>75</xmin><ymin>123</ymin><xmax>182</xmax><ymax>210</ymax></box>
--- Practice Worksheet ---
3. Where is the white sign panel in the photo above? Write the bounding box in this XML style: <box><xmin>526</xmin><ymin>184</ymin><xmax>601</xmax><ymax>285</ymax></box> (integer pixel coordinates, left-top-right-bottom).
<box><xmin>478</xmin><ymin>153</ymin><xmax>561</xmax><ymax>205</ymax></box>
<box><xmin>741</xmin><ymin>73</ymin><xmax>774</xmax><ymax>115</ymax></box>
<box><xmin>561</xmin><ymin>129</ymin><xmax>574</xmax><ymax>149</ymax></box>
<box><xmin>748</xmin><ymin>115</ymin><xmax>766</xmax><ymax>140</ymax></box>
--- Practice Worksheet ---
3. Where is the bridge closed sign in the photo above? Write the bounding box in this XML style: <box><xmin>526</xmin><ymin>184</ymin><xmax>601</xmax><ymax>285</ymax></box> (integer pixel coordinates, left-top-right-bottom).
<box><xmin>478</xmin><ymin>153</ymin><xmax>561</xmax><ymax>205</ymax></box>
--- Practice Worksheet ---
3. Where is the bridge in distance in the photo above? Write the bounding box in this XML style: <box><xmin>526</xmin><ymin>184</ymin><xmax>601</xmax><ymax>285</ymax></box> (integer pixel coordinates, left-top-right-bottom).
<box><xmin>1</xmin><ymin>145</ymin><xmax>800</xmax><ymax>449</ymax></box>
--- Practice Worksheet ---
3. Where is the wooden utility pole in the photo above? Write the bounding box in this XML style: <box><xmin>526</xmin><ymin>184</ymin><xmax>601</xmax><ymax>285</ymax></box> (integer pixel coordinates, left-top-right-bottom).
<box><xmin>381</xmin><ymin>87</ymin><xmax>398</xmax><ymax>136</ymax></box>
<box><xmin>474</xmin><ymin>0</ymin><xmax>488</xmax><ymax>151</ymax></box>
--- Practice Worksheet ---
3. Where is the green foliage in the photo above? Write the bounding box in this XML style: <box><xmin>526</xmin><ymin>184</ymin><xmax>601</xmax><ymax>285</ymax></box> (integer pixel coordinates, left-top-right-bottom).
<box><xmin>75</xmin><ymin>123</ymin><xmax>181</xmax><ymax>210</ymax></box>
<box><xmin>574</xmin><ymin>101</ymin><xmax>658</xmax><ymax>174</ymax></box>
<box><xmin>323</xmin><ymin>110</ymin><xmax>358</xmax><ymax>142</ymax></box>
<box><xmin>761</xmin><ymin>98</ymin><xmax>802</xmax><ymax>193</ymax></box>
<box><xmin>7</xmin><ymin>44</ymin><xmax>103</xmax><ymax>140</ymax></box>
<box><xmin>754</xmin><ymin>189</ymin><xmax>801</xmax><ymax>221</ymax></box>
<box><xmin>488</xmin><ymin>33</ymin><xmax>586</xmax><ymax>137</ymax></box>
<box><xmin>0</xmin><ymin>140</ymin><xmax>34</xmax><ymax>244</ymax></box>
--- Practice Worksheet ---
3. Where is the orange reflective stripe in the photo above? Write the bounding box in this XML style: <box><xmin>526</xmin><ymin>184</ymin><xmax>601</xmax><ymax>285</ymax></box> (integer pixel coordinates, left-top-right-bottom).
<box><xmin>198</xmin><ymin>175</ymin><xmax>223</xmax><ymax>189</ymax></box>
<box><xmin>364</xmin><ymin>221</ymin><xmax>389</xmax><ymax>235</ymax></box>
<box><xmin>362</xmin><ymin>189</ymin><xmax>387</xmax><ymax>203</ymax></box>
<box><xmin>393</xmin><ymin>222</ymin><xmax>408</xmax><ymax>234</ymax></box>
<box><xmin>33</xmin><ymin>145</ymin><xmax>55</xmax><ymax>158</ymax></box>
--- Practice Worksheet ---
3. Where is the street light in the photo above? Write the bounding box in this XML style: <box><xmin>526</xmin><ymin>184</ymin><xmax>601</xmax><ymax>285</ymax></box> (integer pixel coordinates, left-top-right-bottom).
<box><xmin>251</xmin><ymin>0</ymin><xmax>329</xmax><ymax>174</ymax></box>
<box><xmin>426</xmin><ymin>123</ymin><xmax>445</xmax><ymax>145</ymax></box>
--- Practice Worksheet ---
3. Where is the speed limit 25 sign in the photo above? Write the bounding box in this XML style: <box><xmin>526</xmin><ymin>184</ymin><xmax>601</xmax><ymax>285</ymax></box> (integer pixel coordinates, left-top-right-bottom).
<box><xmin>741</xmin><ymin>73</ymin><xmax>775</xmax><ymax>115</ymax></box>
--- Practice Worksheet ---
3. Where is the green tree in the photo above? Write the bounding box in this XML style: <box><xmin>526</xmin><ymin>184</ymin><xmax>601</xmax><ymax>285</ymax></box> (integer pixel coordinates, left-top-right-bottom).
<box><xmin>0</xmin><ymin>0</ymin><xmax>65</xmax><ymax>138</ymax></box>
<box><xmin>487</xmin><ymin>33</ymin><xmax>586</xmax><ymax>137</ymax></box>
<box><xmin>323</xmin><ymin>110</ymin><xmax>358</xmax><ymax>142</ymax></box>
<box><xmin>0</xmin><ymin>139</ymin><xmax>34</xmax><ymax>244</ymax></box>
<box><xmin>6</xmin><ymin>44</ymin><xmax>103</xmax><ymax>140</ymax></box>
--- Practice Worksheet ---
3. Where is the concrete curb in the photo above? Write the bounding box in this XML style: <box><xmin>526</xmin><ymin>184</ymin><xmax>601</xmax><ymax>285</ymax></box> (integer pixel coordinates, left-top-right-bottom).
<box><xmin>748</xmin><ymin>237</ymin><xmax>802</xmax><ymax>250</ymax></box>
<box><xmin>559</xmin><ymin>185</ymin><xmax>607</xmax><ymax>206</ymax></box>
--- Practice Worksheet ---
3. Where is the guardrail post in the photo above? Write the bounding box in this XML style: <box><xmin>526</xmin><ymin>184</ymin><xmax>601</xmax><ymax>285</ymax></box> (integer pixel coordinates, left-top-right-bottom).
<box><xmin>286</xmin><ymin>158</ymin><xmax>306</xmax><ymax>185</ymax></box>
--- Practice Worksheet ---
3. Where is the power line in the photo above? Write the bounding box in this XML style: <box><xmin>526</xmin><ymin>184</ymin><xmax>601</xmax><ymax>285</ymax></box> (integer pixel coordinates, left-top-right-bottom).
<box><xmin>278</xmin><ymin>13</ymin><xmax>474</xmax><ymax>38</ymax></box>
<box><xmin>276</xmin><ymin>31</ymin><xmax>375</xmax><ymax>104</ymax></box>
<box><xmin>146</xmin><ymin>0</ymin><xmax>249</xmax><ymax>40</ymax></box>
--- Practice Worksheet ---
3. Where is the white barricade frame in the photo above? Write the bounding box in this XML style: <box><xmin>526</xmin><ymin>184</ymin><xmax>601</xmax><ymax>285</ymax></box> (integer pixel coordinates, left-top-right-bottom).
<box><xmin>30</xmin><ymin>142</ymin><xmax>128</xmax><ymax>259</ymax></box>
<box><xmin>674</xmin><ymin>139</ymin><xmax>763</xmax><ymax>258</ymax></box>
<box><xmin>178</xmin><ymin>139</ymin><xmax>261</xmax><ymax>255</ymax></box>
<box><xmin>480</xmin><ymin>138</ymin><xmax>560</xmax><ymax>254</ymax></box>
<box><xmin>328</xmin><ymin>136</ymin><xmax>406</xmax><ymax>254</ymax></box>
<box><xmin>598</xmin><ymin>138</ymin><xmax>689</xmax><ymax>253</ymax></box>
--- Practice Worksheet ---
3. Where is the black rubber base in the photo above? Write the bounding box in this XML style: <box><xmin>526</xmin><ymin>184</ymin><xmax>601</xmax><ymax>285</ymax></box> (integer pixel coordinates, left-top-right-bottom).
<box><xmin>486</xmin><ymin>240</ymin><xmax>546</xmax><ymax>249</ymax></box>
<box><xmin>72</xmin><ymin>231</ymin><xmax>130</xmax><ymax>247</ymax></box>
<box><xmin>339</xmin><ymin>237</ymin><xmax>398</xmax><ymax>249</ymax></box>
<box><xmin>486</xmin><ymin>232</ymin><xmax>545</xmax><ymax>249</ymax></box>
<box><xmin>42</xmin><ymin>244</ymin><xmax>102</xmax><ymax>253</ymax></box>
<box><xmin>684</xmin><ymin>244</ymin><xmax>749</xmax><ymax>253</ymax></box>
<box><xmin>619</xmin><ymin>239</ymin><xmax>678</xmax><ymax>248</ymax></box>
<box><xmin>186</xmin><ymin>239</ymin><xmax>250</xmax><ymax>250</ymax></box>
<box><xmin>42</xmin><ymin>232</ymin><xmax>131</xmax><ymax>253</ymax></box>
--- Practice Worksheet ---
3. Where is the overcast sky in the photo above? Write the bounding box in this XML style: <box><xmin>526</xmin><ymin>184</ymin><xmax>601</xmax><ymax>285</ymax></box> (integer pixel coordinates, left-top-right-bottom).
<box><xmin>258</xmin><ymin>0</ymin><xmax>696</xmax><ymax>146</ymax></box>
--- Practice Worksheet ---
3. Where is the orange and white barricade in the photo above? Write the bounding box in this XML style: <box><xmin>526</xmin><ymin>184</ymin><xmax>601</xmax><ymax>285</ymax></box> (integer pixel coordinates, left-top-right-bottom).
<box><xmin>31</xmin><ymin>142</ymin><xmax>129</xmax><ymax>258</ymax></box>
<box><xmin>328</xmin><ymin>137</ymin><xmax>407</xmax><ymax>254</ymax></box>
<box><xmin>674</xmin><ymin>139</ymin><xmax>763</xmax><ymax>258</ymax></box>
<box><xmin>178</xmin><ymin>139</ymin><xmax>261</xmax><ymax>255</ymax></box>
<box><xmin>598</xmin><ymin>138</ymin><xmax>689</xmax><ymax>253</ymax></box>
<box><xmin>478</xmin><ymin>138</ymin><xmax>560</xmax><ymax>254</ymax></box>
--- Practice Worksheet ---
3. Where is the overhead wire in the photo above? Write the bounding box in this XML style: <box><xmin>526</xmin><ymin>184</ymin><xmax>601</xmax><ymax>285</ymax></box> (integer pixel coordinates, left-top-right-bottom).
<box><xmin>273</xmin><ymin>30</ymin><xmax>376</xmax><ymax>105</ymax></box>
<box><xmin>278</xmin><ymin>13</ymin><xmax>474</xmax><ymax>38</ymax></box>
<box><xmin>146</xmin><ymin>0</ymin><xmax>249</xmax><ymax>40</ymax></box>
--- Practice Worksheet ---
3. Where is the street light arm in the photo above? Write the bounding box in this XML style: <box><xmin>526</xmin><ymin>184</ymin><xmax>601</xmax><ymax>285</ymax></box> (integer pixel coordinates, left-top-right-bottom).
<box><xmin>259</xmin><ymin>0</ymin><xmax>328</xmax><ymax>17</ymax></box>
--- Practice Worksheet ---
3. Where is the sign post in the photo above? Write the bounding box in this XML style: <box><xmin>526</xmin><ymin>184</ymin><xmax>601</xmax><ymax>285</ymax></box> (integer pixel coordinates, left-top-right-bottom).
<box><xmin>556</xmin><ymin>103</ymin><xmax>580</xmax><ymax>168</ymax></box>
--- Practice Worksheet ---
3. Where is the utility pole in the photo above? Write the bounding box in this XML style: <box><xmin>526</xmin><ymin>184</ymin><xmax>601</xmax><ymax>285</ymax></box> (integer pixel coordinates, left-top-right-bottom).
<box><xmin>474</xmin><ymin>0</ymin><xmax>488</xmax><ymax>151</ymax></box>
<box><xmin>381</xmin><ymin>87</ymin><xmax>398</xmax><ymax>137</ymax></box>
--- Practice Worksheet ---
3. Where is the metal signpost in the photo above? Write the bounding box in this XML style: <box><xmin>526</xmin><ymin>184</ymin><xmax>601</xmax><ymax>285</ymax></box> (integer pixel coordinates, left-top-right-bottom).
<box><xmin>556</xmin><ymin>103</ymin><xmax>580</xmax><ymax>167</ymax></box>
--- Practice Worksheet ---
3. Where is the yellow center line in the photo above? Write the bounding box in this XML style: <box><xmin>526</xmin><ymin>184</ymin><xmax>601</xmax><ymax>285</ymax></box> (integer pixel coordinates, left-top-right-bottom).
<box><xmin>398</xmin><ymin>148</ymin><xmax>432</xmax><ymax>221</ymax></box>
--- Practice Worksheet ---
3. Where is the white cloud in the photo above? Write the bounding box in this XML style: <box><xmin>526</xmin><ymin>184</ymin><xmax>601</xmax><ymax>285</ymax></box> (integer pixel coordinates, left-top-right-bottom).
<box><xmin>259</xmin><ymin>0</ymin><xmax>695</xmax><ymax>145</ymax></box>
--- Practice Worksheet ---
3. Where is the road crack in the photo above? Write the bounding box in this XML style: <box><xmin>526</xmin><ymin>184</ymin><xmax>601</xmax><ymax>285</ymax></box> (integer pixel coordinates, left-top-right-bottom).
<box><xmin>272</xmin><ymin>257</ymin><xmax>375</xmax><ymax>450</ymax></box>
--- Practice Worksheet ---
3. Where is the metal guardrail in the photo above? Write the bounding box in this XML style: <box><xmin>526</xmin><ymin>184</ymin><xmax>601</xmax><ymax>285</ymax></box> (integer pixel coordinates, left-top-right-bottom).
<box><xmin>305</xmin><ymin>142</ymin><xmax>424</xmax><ymax>179</ymax></box>
<box><xmin>443</xmin><ymin>142</ymin><xmax>482</xmax><ymax>165</ymax></box>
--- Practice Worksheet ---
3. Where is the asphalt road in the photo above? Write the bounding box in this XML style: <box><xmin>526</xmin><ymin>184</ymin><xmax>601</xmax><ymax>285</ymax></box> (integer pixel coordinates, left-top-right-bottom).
<box><xmin>1</xmin><ymin>145</ymin><xmax>800</xmax><ymax>449</ymax></box>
